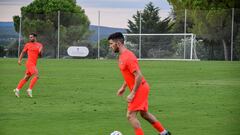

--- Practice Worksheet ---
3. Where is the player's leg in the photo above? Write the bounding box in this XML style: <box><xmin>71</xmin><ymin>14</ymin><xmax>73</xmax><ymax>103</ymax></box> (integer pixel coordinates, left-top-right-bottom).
<box><xmin>140</xmin><ymin>111</ymin><xmax>171</xmax><ymax>135</ymax></box>
<box><xmin>127</xmin><ymin>111</ymin><xmax>144</xmax><ymax>135</ymax></box>
<box><xmin>14</xmin><ymin>74</ymin><xmax>31</xmax><ymax>97</ymax></box>
<box><xmin>17</xmin><ymin>74</ymin><xmax>31</xmax><ymax>89</ymax></box>
<box><xmin>29</xmin><ymin>73</ymin><xmax>38</xmax><ymax>89</ymax></box>
<box><xmin>27</xmin><ymin>66</ymin><xmax>39</xmax><ymax>97</ymax></box>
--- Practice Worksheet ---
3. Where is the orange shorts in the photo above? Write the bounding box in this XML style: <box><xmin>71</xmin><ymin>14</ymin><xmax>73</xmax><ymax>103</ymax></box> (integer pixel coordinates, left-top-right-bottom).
<box><xmin>128</xmin><ymin>82</ymin><xmax>150</xmax><ymax>111</ymax></box>
<box><xmin>25</xmin><ymin>65</ymin><xmax>38</xmax><ymax>76</ymax></box>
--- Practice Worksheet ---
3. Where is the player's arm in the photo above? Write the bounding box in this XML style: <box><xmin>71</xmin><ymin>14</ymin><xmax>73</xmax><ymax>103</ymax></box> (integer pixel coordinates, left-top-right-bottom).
<box><xmin>127</xmin><ymin>70</ymin><xmax>143</xmax><ymax>102</ymax></box>
<box><xmin>18</xmin><ymin>50</ymin><xmax>26</xmax><ymax>65</ymax></box>
<box><xmin>39</xmin><ymin>45</ymin><xmax>43</xmax><ymax>57</ymax></box>
<box><xmin>117</xmin><ymin>81</ymin><xmax>127</xmax><ymax>96</ymax></box>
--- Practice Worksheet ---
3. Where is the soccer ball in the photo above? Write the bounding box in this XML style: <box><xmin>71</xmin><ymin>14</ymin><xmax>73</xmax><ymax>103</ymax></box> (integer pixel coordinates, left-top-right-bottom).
<box><xmin>110</xmin><ymin>131</ymin><xmax>122</xmax><ymax>135</ymax></box>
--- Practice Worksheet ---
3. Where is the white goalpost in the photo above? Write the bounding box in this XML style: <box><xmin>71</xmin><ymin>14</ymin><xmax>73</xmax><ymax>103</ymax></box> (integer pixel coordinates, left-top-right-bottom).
<box><xmin>123</xmin><ymin>33</ymin><xmax>198</xmax><ymax>61</ymax></box>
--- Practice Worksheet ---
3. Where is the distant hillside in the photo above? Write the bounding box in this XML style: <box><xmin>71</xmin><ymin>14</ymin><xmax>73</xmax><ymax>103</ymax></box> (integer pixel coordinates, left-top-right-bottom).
<box><xmin>0</xmin><ymin>22</ymin><xmax>127</xmax><ymax>42</ymax></box>
<box><xmin>0</xmin><ymin>22</ymin><xmax>18</xmax><ymax>38</ymax></box>
<box><xmin>89</xmin><ymin>25</ymin><xmax>126</xmax><ymax>42</ymax></box>
<box><xmin>0</xmin><ymin>22</ymin><xmax>15</xmax><ymax>27</ymax></box>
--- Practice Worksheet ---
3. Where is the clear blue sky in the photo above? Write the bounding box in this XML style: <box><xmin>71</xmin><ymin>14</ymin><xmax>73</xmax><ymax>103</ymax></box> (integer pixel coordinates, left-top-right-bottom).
<box><xmin>0</xmin><ymin>0</ymin><xmax>172</xmax><ymax>28</ymax></box>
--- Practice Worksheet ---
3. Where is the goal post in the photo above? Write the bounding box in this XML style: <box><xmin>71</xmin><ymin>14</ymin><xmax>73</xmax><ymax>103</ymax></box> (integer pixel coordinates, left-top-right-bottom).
<box><xmin>123</xmin><ymin>33</ymin><xmax>198</xmax><ymax>61</ymax></box>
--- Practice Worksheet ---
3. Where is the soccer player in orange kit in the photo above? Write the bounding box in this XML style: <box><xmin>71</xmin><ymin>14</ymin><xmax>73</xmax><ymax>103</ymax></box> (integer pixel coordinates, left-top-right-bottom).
<box><xmin>13</xmin><ymin>33</ymin><xmax>43</xmax><ymax>98</ymax></box>
<box><xmin>108</xmin><ymin>32</ymin><xmax>171</xmax><ymax>135</ymax></box>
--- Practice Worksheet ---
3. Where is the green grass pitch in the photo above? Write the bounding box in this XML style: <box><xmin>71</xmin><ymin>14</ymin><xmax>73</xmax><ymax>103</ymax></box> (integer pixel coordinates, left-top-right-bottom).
<box><xmin>0</xmin><ymin>58</ymin><xmax>240</xmax><ymax>135</ymax></box>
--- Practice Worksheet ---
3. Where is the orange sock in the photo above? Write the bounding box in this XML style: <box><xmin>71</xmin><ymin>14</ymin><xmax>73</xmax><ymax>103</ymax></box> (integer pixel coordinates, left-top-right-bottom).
<box><xmin>17</xmin><ymin>79</ymin><xmax>27</xmax><ymax>90</ymax></box>
<box><xmin>134</xmin><ymin>128</ymin><xmax>144</xmax><ymax>135</ymax></box>
<box><xmin>152</xmin><ymin>121</ymin><xmax>165</xmax><ymax>132</ymax></box>
<box><xmin>29</xmin><ymin>76</ymin><xmax>38</xmax><ymax>89</ymax></box>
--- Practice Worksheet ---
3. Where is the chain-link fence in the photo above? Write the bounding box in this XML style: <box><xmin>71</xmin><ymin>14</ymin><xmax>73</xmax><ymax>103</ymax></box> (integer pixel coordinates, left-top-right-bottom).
<box><xmin>124</xmin><ymin>34</ymin><xmax>195</xmax><ymax>60</ymax></box>
<box><xmin>0</xmin><ymin>9</ymin><xmax>239</xmax><ymax>60</ymax></box>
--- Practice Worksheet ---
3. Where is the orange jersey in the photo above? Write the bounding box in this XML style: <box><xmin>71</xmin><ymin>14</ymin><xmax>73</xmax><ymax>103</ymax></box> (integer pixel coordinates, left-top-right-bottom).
<box><xmin>118</xmin><ymin>49</ymin><xmax>146</xmax><ymax>91</ymax></box>
<box><xmin>23</xmin><ymin>42</ymin><xmax>43</xmax><ymax>66</ymax></box>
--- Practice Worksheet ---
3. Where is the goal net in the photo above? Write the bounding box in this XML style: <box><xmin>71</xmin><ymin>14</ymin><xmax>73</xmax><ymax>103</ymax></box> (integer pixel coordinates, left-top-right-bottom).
<box><xmin>123</xmin><ymin>33</ymin><xmax>198</xmax><ymax>60</ymax></box>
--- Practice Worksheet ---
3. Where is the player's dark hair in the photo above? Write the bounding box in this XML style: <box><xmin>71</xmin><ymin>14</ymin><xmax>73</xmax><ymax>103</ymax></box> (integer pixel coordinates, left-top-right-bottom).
<box><xmin>30</xmin><ymin>32</ymin><xmax>37</xmax><ymax>37</ymax></box>
<box><xmin>108</xmin><ymin>32</ymin><xmax>124</xmax><ymax>44</ymax></box>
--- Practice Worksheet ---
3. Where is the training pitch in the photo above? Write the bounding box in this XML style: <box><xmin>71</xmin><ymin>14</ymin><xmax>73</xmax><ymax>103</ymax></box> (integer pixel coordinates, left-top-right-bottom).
<box><xmin>0</xmin><ymin>59</ymin><xmax>239</xmax><ymax>135</ymax></box>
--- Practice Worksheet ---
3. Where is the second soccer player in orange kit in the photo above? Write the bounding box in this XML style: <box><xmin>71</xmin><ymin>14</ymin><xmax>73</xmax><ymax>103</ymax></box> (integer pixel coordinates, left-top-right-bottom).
<box><xmin>108</xmin><ymin>32</ymin><xmax>171</xmax><ymax>135</ymax></box>
<box><xmin>14</xmin><ymin>33</ymin><xmax>43</xmax><ymax>98</ymax></box>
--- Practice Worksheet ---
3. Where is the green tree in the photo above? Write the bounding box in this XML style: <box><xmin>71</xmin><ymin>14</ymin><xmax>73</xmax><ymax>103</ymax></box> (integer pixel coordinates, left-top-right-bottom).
<box><xmin>0</xmin><ymin>46</ymin><xmax>6</xmax><ymax>57</ymax></box>
<box><xmin>235</xmin><ymin>27</ymin><xmax>240</xmax><ymax>60</ymax></box>
<box><xmin>127</xmin><ymin>2</ymin><xmax>173</xmax><ymax>58</ymax></box>
<box><xmin>99</xmin><ymin>38</ymin><xmax>110</xmax><ymax>58</ymax></box>
<box><xmin>233</xmin><ymin>8</ymin><xmax>240</xmax><ymax>60</ymax></box>
<box><xmin>13</xmin><ymin>0</ymin><xmax>90</xmax><ymax>58</ymax></box>
<box><xmin>128</xmin><ymin>2</ymin><xmax>172</xmax><ymax>33</ymax></box>
<box><xmin>168</xmin><ymin>0</ymin><xmax>240</xmax><ymax>60</ymax></box>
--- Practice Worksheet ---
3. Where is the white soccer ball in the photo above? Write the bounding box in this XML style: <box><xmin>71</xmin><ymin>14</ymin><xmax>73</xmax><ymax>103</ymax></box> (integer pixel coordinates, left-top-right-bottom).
<box><xmin>110</xmin><ymin>131</ymin><xmax>122</xmax><ymax>135</ymax></box>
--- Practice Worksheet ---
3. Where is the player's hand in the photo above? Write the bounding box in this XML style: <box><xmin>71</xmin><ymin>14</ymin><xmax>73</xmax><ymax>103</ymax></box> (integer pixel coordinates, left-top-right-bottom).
<box><xmin>127</xmin><ymin>92</ymin><xmax>135</xmax><ymax>103</ymax></box>
<box><xmin>18</xmin><ymin>60</ymin><xmax>22</xmax><ymax>65</ymax></box>
<box><xmin>39</xmin><ymin>52</ymin><xmax>42</xmax><ymax>57</ymax></box>
<box><xmin>117</xmin><ymin>87</ymin><xmax>125</xmax><ymax>96</ymax></box>
<box><xmin>39</xmin><ymin>46</ymin><xmax>43</xmax><ymax>57</ymax></box>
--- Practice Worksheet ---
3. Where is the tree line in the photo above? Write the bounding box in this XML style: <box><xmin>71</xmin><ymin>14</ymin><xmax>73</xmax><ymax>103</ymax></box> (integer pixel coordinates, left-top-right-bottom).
<box><xmin>9</xmin><ymin>0</ymin><xmax>240</xmax><ymax>60</ymax></box>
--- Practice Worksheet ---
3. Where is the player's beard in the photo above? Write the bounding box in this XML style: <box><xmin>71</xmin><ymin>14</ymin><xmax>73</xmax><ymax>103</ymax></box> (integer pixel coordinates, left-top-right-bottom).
<box><xmin>30</xmin><ymin>39</ymin><xmax>35</xmax><ymax>42</ymax></box>
<box><xmin>114</xmin><ymin>47</ymin><xmax>119</xmax><ymax>53</ymax></box>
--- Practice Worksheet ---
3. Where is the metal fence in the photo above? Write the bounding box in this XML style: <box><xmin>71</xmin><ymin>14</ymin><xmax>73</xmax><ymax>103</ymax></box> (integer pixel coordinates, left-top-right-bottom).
<box><xmin>0</xmin><ymin>9</ymin><xmax>239</xmax><ymax>60</ymax></box>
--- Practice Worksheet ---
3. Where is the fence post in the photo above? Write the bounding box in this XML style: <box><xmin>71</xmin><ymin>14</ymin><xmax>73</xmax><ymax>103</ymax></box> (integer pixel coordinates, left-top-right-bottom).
<box><xmin>18</xmin><ymin>16</ymin><xmax>22</xmax><ymax>57</ymax></box>
<box><xmin>57</xmin><ymin>10</ymin><xmax>60</xmax><ymax>59</ymax></box>
<box><xmin>184</xmin><ymin>9</ymin><xmax>187</xmax><ymax>59</ymax></box>
<box><xmin>98</xmin><ymin>10</ymin><xmax>100</xmax><ymax>59</ymax></box>
<box><xmin>139</xmin><ymin>11</ymin><xmax>142</xmax><ymax>59</ymax></box>
<box><xmin>231</xmin><ymin>8</ymin><xmax>234</xmax><ymax>61</ymax></box>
